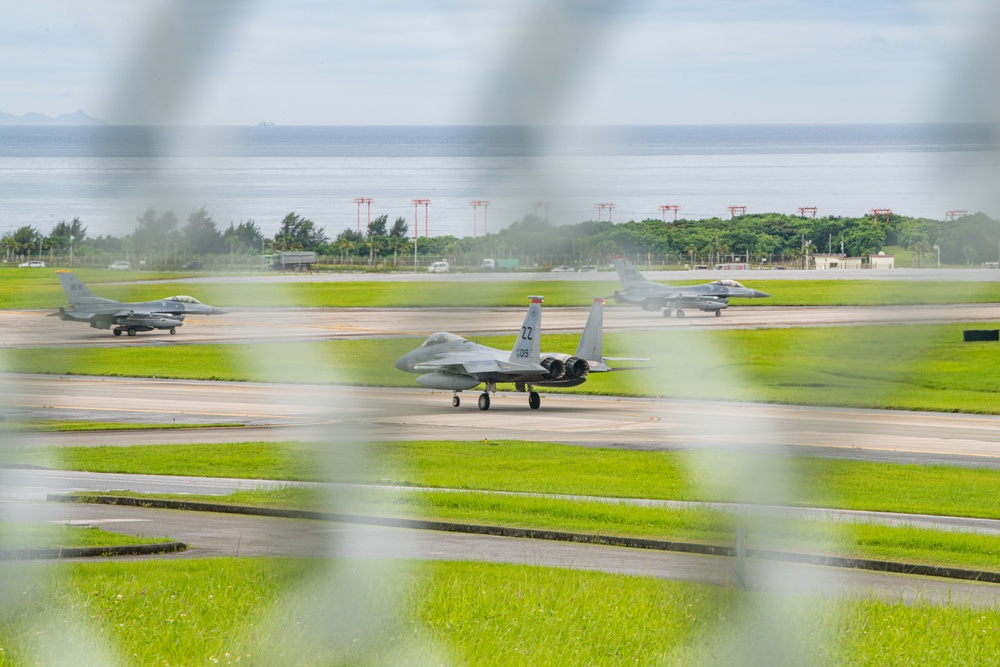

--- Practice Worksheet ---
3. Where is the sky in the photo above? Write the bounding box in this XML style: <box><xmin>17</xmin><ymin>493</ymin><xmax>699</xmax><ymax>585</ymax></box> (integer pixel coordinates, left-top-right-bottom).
<box><xmin>2</xmin><ymin>0</ymin><xmax>999</xmax><ymax>126</ymax></box>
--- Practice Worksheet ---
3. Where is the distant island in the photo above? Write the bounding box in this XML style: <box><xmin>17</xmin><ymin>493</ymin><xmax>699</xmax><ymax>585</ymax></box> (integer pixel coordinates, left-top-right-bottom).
<box><xmin>0</xmin><ymin>110</ymin><xmax>107</xmax><ymax>126</ymax></box>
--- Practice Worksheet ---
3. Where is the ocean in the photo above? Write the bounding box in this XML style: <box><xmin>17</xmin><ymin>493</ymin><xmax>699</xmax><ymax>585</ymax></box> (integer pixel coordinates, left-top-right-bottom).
<box><xmin>1</xmin><ymin>124</ymin><xmax>997</xmax><ymax>240</ymax></box>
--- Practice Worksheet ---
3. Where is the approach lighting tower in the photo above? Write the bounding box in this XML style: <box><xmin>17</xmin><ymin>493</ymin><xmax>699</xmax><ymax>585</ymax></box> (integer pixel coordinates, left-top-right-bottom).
<box><xmin>595</xmin><ymin>202</ymin><xmax>616</xmax><ymax>222</ymax></box>
<box><xmin>946</xmin><ymin>209</ymin><xmax>969</xmax><ymax>221</ymax></box>
<box><xmin>532</xmin><ymin>201</ymin><xmax>550</xmax><ymax>220</ymax></box>
<box><xmin>797</xmin><ymin>206</ymin><xmax>817</xmax><ymax>218</ymax></box>
<box><xmin>728</xmin><ymin>205</ymin><xmax>747</xmax><ymax>218</ymax></box>
<box><xmin>354</xmin><ymin>197</ymin><xmax>373</xmax><ymax>233</ymax></box>
<box><xmin>871</xmin><ymin>208</ymin><xmax>892</xmax><ymax>224</ymax></box>
<box><xmin>660</xmin><ymin>205</ymin><xmax>680</xmax><ymax>222</ymax></box>
<box><xmin>471</xmin><ymin>200</ymin><xmax>491</xmax><ymax>238</ymax></box>
<box><xmin>412</xmin><ymin>199</ymin><xmax>431</xmax><ymax>237</ymax></box>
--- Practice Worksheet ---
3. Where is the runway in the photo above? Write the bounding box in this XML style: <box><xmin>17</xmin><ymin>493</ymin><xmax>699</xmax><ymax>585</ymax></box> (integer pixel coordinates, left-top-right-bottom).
<box><xmin>8</xmin><ymin>374</ymin><xmax>1000</xmax><ymax>464</ymax></box>
<box><xmin>5</xmin><ymin>302</ymin><xmax>999</xmax><ymax>347</ymax></box>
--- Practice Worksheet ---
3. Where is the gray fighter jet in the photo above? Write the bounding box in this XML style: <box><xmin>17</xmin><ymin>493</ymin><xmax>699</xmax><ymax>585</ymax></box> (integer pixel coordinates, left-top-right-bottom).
<box><xmin>612</xmin><ymin>257</ymin><xmax>769</xmax><ymax>317</ymax></box>
<box><xmin>56</xmin><ymin>270</ymin><xmax>227</xmax><ymax>336</ymax></box>
<box><xmin>395</xmin><ymin>296</ymin><xmax>616</xmax><ymax>410</ymax></box>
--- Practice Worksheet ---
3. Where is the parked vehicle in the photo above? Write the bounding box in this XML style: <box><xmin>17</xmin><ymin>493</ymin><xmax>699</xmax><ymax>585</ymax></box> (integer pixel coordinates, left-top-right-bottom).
<box><xmin>428</xmin><ymin>260</ymin><xmax>450</xmax><ymax>273</ymax></box>
<box><xmin>18</xmin><ymin>260</ymin><xmax>45</xmax><ymax>268</ymax></box>
<box><xmin>550</xmin><ymin>264</ymin><xmax>576</xmax><ymax>272</ymax></box>
<box><xmin>108</xmin><ymin>260</ymin><xmax>131</xmax><ymax>270</ymax></box>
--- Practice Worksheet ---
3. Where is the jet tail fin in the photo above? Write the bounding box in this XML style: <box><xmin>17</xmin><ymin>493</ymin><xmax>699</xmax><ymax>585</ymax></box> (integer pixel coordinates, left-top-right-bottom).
<box><xmin>509</xmin><ymin>296</ymin><xmax>543</xmax><ymax>364</ymax></box>
<box><xmin>57</xmin><ymin>270</ymin><xmax>96</xmax><ymax>304</ymax></box>
<box><xmin>575</xmin><ymin>297</ymin><xmax>605</xmax><ymax>363</ymax></box>
<box><xmin>612</xmin><ymin>257</ymin><xmax>656</xmax><ymax>288</ymax></box>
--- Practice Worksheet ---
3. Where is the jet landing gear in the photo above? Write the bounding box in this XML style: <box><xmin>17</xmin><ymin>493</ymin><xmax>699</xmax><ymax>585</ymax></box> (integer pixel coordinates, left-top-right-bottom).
<box><xmin>452</xmin><ymin>394</ymin><xmax>461</xmax><ymax>408</ymax></box>
<box><xmin>663</xmin><ymin>308</ymin><xmax>684</xmax><ymax>318</ymax></box>
<box><xmin>714</xmin><ymin>310</ymin><xmax>722</xmax><ymax>317</ymax></box>
<box><xmin>467</xmin><ymin>382</ymin><xmax>541</xmax><ymax>411</ymax></box>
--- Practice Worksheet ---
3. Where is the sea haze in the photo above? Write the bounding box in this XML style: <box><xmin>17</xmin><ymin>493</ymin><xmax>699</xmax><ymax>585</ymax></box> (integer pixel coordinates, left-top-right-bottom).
<box><xmin>0</xmin><ymin>124</ymin><xmax>997</xmax><ymax>239</ymax></box>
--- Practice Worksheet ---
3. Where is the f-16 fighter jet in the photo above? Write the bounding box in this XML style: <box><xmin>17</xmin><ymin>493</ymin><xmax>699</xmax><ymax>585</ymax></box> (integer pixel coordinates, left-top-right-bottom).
<box><xmin>56</xmin><ymin>270</ymin><xmax>227</xmax><ymax>336</ymax></box>
<box><xmin>612</xmin><ymin>257</ymin><xmax>769</xmax><ymax>317</ymax></box>
<box><xmin>395</xmin><ymin>296</ymin><xmax>617</xmax><ymax>411</ymax></box>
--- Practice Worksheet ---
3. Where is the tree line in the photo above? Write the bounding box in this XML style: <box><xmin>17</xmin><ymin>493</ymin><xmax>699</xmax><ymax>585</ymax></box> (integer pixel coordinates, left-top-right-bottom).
<box><xmin>3</xmin><ymin>205</ymin><xmax>999</xmax><ymax>269</ymax></box>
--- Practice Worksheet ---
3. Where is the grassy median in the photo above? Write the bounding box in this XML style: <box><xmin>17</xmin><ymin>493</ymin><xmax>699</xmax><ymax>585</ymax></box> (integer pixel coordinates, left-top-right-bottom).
<box><xmin>2</xmin><ymin>558</ymin><xmax>998</xmax><ymax>666</ymax></box>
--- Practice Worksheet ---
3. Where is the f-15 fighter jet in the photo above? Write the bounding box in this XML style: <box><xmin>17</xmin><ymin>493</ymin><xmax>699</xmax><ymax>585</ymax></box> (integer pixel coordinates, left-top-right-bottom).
<box><xmin>395</xmin><ymin>296</ymin><xmax>617</xmax><ymax>411</ymax></box>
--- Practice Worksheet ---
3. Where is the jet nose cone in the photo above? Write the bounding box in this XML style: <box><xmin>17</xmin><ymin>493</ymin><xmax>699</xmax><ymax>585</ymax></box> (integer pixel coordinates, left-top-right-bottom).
<box><xmin>753</xmin><ymin>290</ymin><xmax>770</xmax><ymax>299</ymax></box>
<box><xmin>394</xmin><ymin>354</ymin><xmax>412</xmax><ymax>372</ymax></box>
<box><xmin>210</xmin><ymin>307</ymin><xmax>228</xmax><ymax>315</ymax></box>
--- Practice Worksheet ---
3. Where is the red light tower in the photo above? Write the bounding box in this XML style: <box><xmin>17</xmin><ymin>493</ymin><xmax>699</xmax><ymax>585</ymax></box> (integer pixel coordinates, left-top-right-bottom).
<box><xmin>797</xmin><ymin>206</ymin><xmax>817</xmax><ymax>218</ymax></box>
<box><xmin>471</xmin><ymin>200</ymin><xmax>490</xmax><ymax>238</ymax></box>
<box><xmin>354</xmin><ymin>197</ymin><xmax>373</xmax><ymax>233</ymax></box>
<box><xmin>595</xmin><ymin>202</ymin><xmax>616</xmax><ymax>222</ymax></box>
<box><xmin>412</xmin><ymin>199</ymin><xmax>431</xmax><ymax>237</ymax></box>
<box><xmin>729</xmin><ymin>205</ymin><xmax>747</xmax><ymax>218</ymax></box>
<box><xmin>871</xmin><ymin>208</ymin><xmax>892</xmax><ymax>224</ymax></box>
<box><xmin>659</xmin><ymin>205</ymin><xmax>680</xmax><ymax>222</ymax></box>
<box><xmin>946</xmin><ymin>209</ymin><xmax>969</xmax><ymax>221</ymax></box>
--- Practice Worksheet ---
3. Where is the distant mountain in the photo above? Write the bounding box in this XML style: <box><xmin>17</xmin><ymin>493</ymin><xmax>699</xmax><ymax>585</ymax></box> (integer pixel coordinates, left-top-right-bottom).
<box><xmin>0</xmin><ymin>110</ymin><xmax>107</xmax><ymax>126</ymax></box>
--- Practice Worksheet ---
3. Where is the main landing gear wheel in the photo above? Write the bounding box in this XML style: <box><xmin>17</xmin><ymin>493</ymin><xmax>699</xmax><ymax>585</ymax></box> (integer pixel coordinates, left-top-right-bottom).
<box><xmin>170</xmin><ymin>327</ymin><xmax>177</xmax><ymax>334</ymax></box>
<box><xmin>675</xmin><ymin>309</ymin><xmax>685</xmax><ymax>318</ymax></box>
<box><xmin>715</xmin><ymin>310</ymin><xmax>722</xmax><ymax>317</ymax></box>
<box><xmin>127</xmin><ymin>327</ymin><xmax>137</xmax><ymax>337</ymax></box>
<box><xmin>113</xmin><ymin>328</ymin><xmax>122</xmax><ymax>336</ymax></box>
<box><xmin>528</xmin><ymin>391</ymin><xmax>540</xmax><ymax>410</ymax></box>
<box><xmin>452</xmin><ymin>395</ymin><xmax>461</xmax><ymax>408</ymax></box>
<box><xmin>662</xmin><ymin>309</ymin><xmax>672</xmax><ymax>318</ymax></box>
<box><xmin>478</xmin><ymin>393</ymin><xmax>491</xmax><ymax>411</ymax></box>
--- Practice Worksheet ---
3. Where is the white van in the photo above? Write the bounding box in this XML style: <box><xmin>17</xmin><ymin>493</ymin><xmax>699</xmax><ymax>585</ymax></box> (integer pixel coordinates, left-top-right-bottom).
<box><xmin>428</xmin><ymin>260</ymin><xmax>450</xmax><ymax>273</ymax></box>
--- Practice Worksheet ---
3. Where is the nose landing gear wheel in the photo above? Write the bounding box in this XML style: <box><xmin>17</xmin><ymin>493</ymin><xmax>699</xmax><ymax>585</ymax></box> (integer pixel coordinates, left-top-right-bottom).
<box><xmin>478</xmin><ymin>393</ymin><xmax>490</xmax><ymax>411</ymax></box>
<box><xmin>715</xmin><ymin>310</ymin><xmax>722</xmax><ymax>317</ymax></box>
<box><xmin>528</xmin><ymin>391</ymin><xmax>540</xmax><ymax>409</ymax></box>
<box><xmin>170</xmin><ymin>327</ymin><xmax>177</xmax><ymax>334</ymax></box>
<box><xmin>452</xmin><ymin>395</ymin><xmax>461</xmax><ymax>408</ymax></box>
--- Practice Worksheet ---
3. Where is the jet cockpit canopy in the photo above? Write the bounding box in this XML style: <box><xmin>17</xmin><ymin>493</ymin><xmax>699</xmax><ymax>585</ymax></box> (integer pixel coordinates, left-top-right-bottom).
<box><xmin>422</xmin><ymin>332</ymin><xmax>465</xmax><ymax>347</ymax></box>
<box><xmin>711</xmin><ymin>280</ymin><xmax>745</xmax><ymax>288</ymax></box>
<box><xmin>165</xmin><ymin>295</ymin><xmax>203</xmax><ymax>304</ymax></box>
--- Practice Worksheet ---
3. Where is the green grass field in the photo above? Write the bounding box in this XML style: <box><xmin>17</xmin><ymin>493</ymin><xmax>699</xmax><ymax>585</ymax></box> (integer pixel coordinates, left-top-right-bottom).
<box><xmin>22</xmin><ymin>439</ymin><xmax>1000</xmax><ymax>571</ymax></box>
<box><xmin>3</xmin><ymin>267</ymin><xmax>1000</xmax><ymax>308</ymax></box>
<box><xmin>0</xmin><ymin>522</ymin><xmax>169</xmax><ymax>551</ymax></box>
<box><xmin>22</xmin><ymin>439</ymin><xmax>1000</xmax><ymax>521</ymax></box>
<box><xmin>2</xmin><ymin>558</ymin><xmax>998</xmax><ymax>666</ymax></box>
<box><xmin>6</xmin><ymin>321</ymin><xmax>999</xmax><ymax>413</ymax></box>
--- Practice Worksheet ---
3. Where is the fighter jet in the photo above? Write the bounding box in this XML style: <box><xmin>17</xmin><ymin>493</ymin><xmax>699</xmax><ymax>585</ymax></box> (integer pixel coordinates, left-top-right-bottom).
<box><xmin>395</xmin><ymin>296</ymin><xmax>617</xmax><ymax>411</ymax></box>
<box><xmin>55</xmin><ymin>270</ymin><xmax>227</xmax><ymax>336</ymax></box>
<box><xmin>612</xmin><ymin>257</ymin><xmax>769</xmax><ymax>318</ymax></box>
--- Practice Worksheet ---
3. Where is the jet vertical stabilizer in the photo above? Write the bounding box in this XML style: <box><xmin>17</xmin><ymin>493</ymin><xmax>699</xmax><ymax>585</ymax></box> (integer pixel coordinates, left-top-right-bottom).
<box><xmin>575</xmin><ymin>297</ymin><xmax>609</xmax><ymax>371</ymax></box>
<box><xmin>509</xmin><ymin>296</ymin><xmax>543</xmax><ymax>364</ymax></box>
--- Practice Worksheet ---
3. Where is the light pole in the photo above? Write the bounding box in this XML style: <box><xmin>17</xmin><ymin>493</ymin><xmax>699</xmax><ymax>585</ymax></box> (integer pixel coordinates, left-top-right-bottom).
<box><xmin>933</xmin><ymin>244</ymin><xmax>940</xmax><ymax>268</ymax></box>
